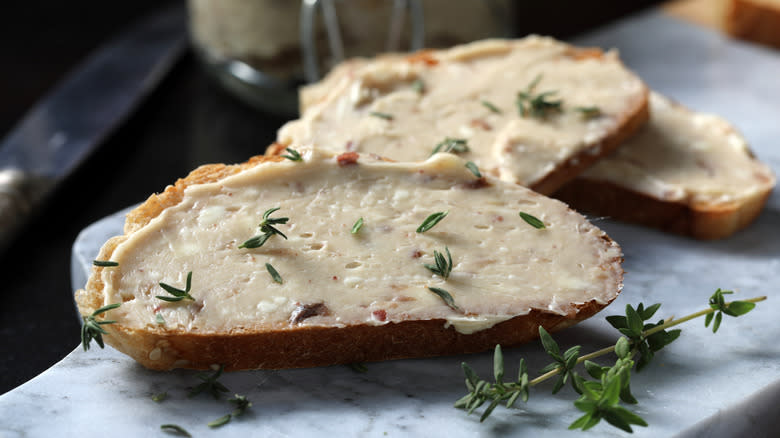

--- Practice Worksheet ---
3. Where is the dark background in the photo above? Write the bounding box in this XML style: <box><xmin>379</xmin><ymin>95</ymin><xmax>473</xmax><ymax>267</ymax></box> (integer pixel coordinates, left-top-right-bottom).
<box><xmin>0</xmin><ymin>0</ymin><xmax>661</xmax><ymax>394</ymax></box>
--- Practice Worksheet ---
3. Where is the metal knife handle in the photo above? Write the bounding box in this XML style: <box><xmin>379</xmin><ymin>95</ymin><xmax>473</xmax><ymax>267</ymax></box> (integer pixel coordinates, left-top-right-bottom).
<box><xmin>0</xmin><ymin>168</ymin><xmax>47</xmax><ymax>249</ymax></box>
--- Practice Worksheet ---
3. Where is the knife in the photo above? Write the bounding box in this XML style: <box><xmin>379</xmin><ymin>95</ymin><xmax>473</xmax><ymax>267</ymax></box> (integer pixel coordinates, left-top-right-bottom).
<box><xmin>0</xmin><ymin>4</ymin><xmax>186</xmax><ymax>251</ymax></box>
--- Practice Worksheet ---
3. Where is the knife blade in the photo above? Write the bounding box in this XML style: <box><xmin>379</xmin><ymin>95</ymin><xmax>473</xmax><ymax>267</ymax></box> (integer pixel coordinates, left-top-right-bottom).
<box><xmin>0</xmin><ymin>4</ymin><xmax>186</xmax><ymax>251</ymax></box>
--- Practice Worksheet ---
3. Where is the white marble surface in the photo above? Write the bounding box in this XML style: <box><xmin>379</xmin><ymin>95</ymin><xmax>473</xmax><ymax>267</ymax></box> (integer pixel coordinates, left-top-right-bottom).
<box><xmin>2</xmin><ymin>9</ymin><xmax>780</xmax><ymax>438</ymax></box>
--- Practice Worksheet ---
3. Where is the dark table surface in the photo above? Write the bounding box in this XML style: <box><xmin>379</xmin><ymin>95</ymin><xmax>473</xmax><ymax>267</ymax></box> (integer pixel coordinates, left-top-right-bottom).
<box><xmin>0</xmin><ymin>0</ymin><xmax>661</xmax><ymax>395</ymax></box>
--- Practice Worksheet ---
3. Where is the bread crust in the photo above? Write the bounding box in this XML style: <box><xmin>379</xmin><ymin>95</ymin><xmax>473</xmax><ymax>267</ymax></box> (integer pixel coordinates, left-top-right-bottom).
<box><xmin>554</xmin><ymin>177</ymin><xmax>773</xmax><ymax>240</ymax></box>
<box><xmin>77</xmin><ymin>154</ymin><xmax>623</xmax><ymax>371</ymax></box>
<box><xmin>726</xmin><ymin>0</ymin><xmax>780</xmax><ymax>49</ymax></box>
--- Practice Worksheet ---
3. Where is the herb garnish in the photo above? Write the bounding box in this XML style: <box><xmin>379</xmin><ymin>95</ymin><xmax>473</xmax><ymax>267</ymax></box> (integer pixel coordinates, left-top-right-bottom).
<box><xmin>155</xmin><ymin>313</ymin><xmax>165</xmax><ymax>325</ymax></box>
<box><xmin>519</xmin><ymin>212</ymin><xmax>546</xmax><ymax>229</ymax></box>
<box><xmin>481</xmin><ymin>100</ymin><xmax>502</xmax><ymax>114</ymax></box>
<box><xmin>516</xmin><ymin>74</ymin><xmax>562</xmax><ymax>118</ymax></box>
<box><xmin>348</xmin><ymin>363</ymin><xmax>368</xmax><ymax>373</ymax></box>
<box><xmin>208</xmin><ymin>394</ymin><xmax>252</xmax><ymax>428</ymax></box>
<box><xmin>424</xmin><ymin>247</ymin><xmax>453</xmax><ymax>279</ymax></box>
<box><xmin>152</xmin><ymin>392</ymin><xmax>168</xmax><ymax>402</ymax></box>
<box><xmin>266</xmin><ymin>263</ymin><xmax>283</xmax><ymax>284</ymax></box>
<box><xmin>189</xmin><ymin>364</ymin><xmax>229</xmax><ymax>399</ymax></box>
<box><xmin>465</xmin><ymin>161</ymin><xmax>482</xmax><ymax>178</ymax></box>
<box><xmin>705</xmin><ymin>288</ymin><xmax>756</xmax><ymax>333</ymax></box>
<box><xmin>431</xmin><ymin>138</ymin><xmax>469</xmax><ymax>156</ymax></box>
<box><xmin>412</xmin><ymin>79</ymin><xmax>425</xmax><ymax>94</ymax></box>
<box><xmin>92</xmin><ymin>260</ymin><xmax>118</xmax><ymax>267</ymax></box>
<box><xmin>157</xmin><ymin>271</ymin><xmax>195</xmax><ymax>302</ymax></box>
<box><xmin>239</xmin><ymin>207</ymin><xmax>289</xmax><ymax>249</ymax></box>
<box><xmin>351</xmin><ymin>217</ymin><xmax>364</xmax><ymax>234</ymax></box>
<box><xmin>281</xmin><ymin>147</ymin><xmax>303</xmax><ymax>162</ymax></box>
<box><xmin>369</xmin><ymin>111</ymin><xmax>394</xmax><ymax>120</ymax></box>
<box><xmin>80</xmin><ymin>303</ymin><xmax>121</xmax><ymax>351</ymax></box>
<box><xmin>456</xmin><ymin>292</ymin><xmax>766</xmax><ymax>433</ymax></box>
<box><xmin>416</xmin><ymin>211</ymin><xmax>448</xmax><ymax>233</ymax></box>
<box><xmin>428</xmin><ymin>287</ymin><xmax>461</xmax><ymax>312</ymax></box>
<box><xmin>575</xmin><ymin>106</ymin><xmax>602</xmax><ymax>119</ymax></box>
<box><xmin>160</xmin><ymin>424</ymin><xmax>191</xmax><ymax>436</ymax></box>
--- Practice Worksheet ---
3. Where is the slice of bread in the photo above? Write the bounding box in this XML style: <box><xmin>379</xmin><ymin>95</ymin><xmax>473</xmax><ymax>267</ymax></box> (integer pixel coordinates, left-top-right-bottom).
<box><xmin>272</xmin><ymin>37</ymin><xmax>649</xmax><ymax>195</ymax></box>
<box><xmin>725</xmin><ymin>0</ymin><xmax>780</xmax><ymax>49</ymax></box>
<box><xmin>555</xmin><ymin>92</ymin><xmax>776</xmax><ymax>240</ymax></box>
<box><xmin>75</xmin><ymin>149</ymin><xmax>623</xmax><ymax>371</ymax></box>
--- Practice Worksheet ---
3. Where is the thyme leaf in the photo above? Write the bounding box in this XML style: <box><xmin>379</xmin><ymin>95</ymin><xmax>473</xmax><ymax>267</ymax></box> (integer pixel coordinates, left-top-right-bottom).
<box><xmin>160</xmin><ymin>424</ymin><xmax>191</xmax><ymax>437</ymax></box>
<box><xmin>369</xmin><ymin>111</ymin><xmax>394</xmax><ymax>120</ymax></box>
<box><xmin>416</xmin><ymin>211</ymin><xmax>448</xmax><ymax>233</ymax></box>
<box><xmin>575</xmin><ymin>106</ymin><xmax>602</xmax><ymax>119</ymax></box>
<box><xmin>428</xmin><ymin>287</ymin><xmax>460</xmax><ymax>312</ymax></box>
<box><xmin>481</xmin><ymin>100</ymin><xmax>502</xmax><ymax>114</ymax></box>
<box><xmin>92</xmin><ymin>260</ymin><xmax>118</xmax><ymax>267</ymax></box>
<box><xmin>412</xmin><ymin>79</ymin><xmax>425</xmax><ymax>94</ymax></box>
<box><xmin>465</xmin><ymin>161</ymin><xmax>482</xmax><ymax>178</ymax></box>
<box><xmin>266</xmin><ymin>262</ymin><xmax>283</xmax><ymax>284</ymax></box>
<box><xmin>281</xmin><ymin>147</ymin><xmax>303</xmax><ymax>162</ymax></box>
<box><xmin>351</xmin><ymin>217</ymin><xmax>364</xmax><ymax>234</ymax></box>
<box><xmin>519</xmin><ymin>212</ymin><xmax>546</xmax><ymax>229</ymax></box>
<box><xmin>431</xmin><ymin>138</ymin><xmax>469</xmax><ymax>156</ymax></box>
<box><xmin>189</xmin><ymin>364</ymin><xmax>230</xmax><ymax>399</ymax></box>
<box><xmin>516</xmin><ymin>74</ymin><xmax>562</xmax><ymax>118</ymax></box>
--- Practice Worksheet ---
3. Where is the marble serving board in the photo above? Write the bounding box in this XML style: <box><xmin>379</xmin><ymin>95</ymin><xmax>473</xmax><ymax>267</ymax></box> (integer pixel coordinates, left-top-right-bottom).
<box><xmin>3</xmin><ymin>8</ymin><xmax>780</xmax><ymax>438</ymax></box>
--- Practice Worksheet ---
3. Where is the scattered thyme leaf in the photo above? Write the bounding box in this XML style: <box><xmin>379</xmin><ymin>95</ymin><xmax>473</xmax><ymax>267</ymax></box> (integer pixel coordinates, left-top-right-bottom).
<box><xmin>155</xmin><ymin>313</ymin><xmax>165</xmax><ymax>325</ymax></box>
<box><xmin>351</xmin><ymin>217</ymin><xmax>364</xmax><ymax>234</ymax></box>
<box><xmin>266</xmin><ymin>263</ymin><xmax>283</xmax><ymax>284</ymax></box>
<box><xmin>348</xmin><ymin>363</ymin><xmax>368</xmax><ymax>373</ymax></box>
<box><xmin>92</xmin><ymin>260</ymin><xmax>118</xmax><ymax>267</ymax></box>
<box><xmin>152</xmin><ymin>392</ymin><xmax>168</xmax><ymax>402</ymax></box>
<box><xmin>423</xmin><ymin>247</ymin><xmax>453</xmax><ymax>279</ymax></box>
<box><xmin>416</xmin><ymin>211</ymin><xmax>448</xmax><ymax>233</ymax></box>
<box><xmin>431</xmin><ymin>138</ymin><xmax>469</xmax><ymax>156</ymax></box>
<box><xmin>575</xmin><ymin>106</ymin><xmax>602</xmax><ymax>119</ymax></box>
<box><xmin>208</xmin><ymin>414</ymin><xmax>232</xmax><ymax>428</ymax></box>
<box><xmin>481</xmin><ymin>100</ymin><xmax>502</xmax><ymax>114</ymax></box>
<box><xmin>157</xmin><ymin>271</ymin><xmax>195</xmax><ymax>302</ymax></box>
<box><xmin>160</xmin><ymin>424</ymin><xmax>191</xmax><ymax>437</ymax></box>
<box><xmin>519</xmin><ymin>212</ymin><xmax>546</xmax><ymax>229</ymax></box>
<box><xmin>281</xmin><ymin>147</ymin><xmax>303</xmax><ymax>162</ymax></box>
<box><xmin>706</xmin><ymin>288</ymin><xmax>756</xmax><ymax>333</ymax></box>
<box><xmin>369</xmin><ymin>111</ymin><xmax>394</xmax><ymax>120</ymax></box>
<box><xmin>209</xmin><ymin>394</ymin><xmax>252</xmax><ymax>428</ymax></box>
<box><xmin>412</xmin><ymin>79</ymin><xmax>425</xmax><ymax>93</ymax></box>
<box><xmin>80</xmin><ymin>303</ymin><xmax>121</xmax><ymax>351</ymax></box>
<box><xmin>427</xmin><ymin>287</ymin><xmax>460</xmax><ymax>312</ymax></box>
<box><xmin>465</xmin><ymin>161</ymin><xmax>482</xmax><ymax>178</ymax></box>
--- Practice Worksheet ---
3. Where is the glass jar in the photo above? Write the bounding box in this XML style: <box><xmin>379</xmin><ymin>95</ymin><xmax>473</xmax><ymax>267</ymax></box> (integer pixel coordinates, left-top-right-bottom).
<box><xmin>188</xmin><ymin>0</ymin><xmax>515</xmax><ymax>116</ymax></box>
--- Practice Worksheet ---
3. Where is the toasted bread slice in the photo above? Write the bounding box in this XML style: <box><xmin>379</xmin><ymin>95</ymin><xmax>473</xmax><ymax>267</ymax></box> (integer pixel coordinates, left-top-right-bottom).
<box><xmin>75</xmin><ymin>149</ymin><xmax>623</xmax><ymax>371</ymax></box>
<box><xmin>725</xmin><ymin>0</ymin><xmax>780</xmax><ymax>49</ymax></box>
<box><xmin>555</xmin><ymin>92</ymin><xmax>776</xmax><ymax>240</ymax></box>
<box><xmin>272</xmin><ymin>37</ymin><xmax>649</xmax><ymax>195</ymax></box>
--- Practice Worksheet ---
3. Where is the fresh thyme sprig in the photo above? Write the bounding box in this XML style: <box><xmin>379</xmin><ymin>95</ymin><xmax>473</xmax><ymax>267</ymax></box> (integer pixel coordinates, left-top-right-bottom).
<box><xmin>80</xmin><ymin>303</ymin><xmax>121</xmax><ymax>351</ymax></box>
<box><xmin>157</xmin><ymin>271</ymin><xmax>195</xmax><ymax>302</ymax></box>
<box><xmin>431</xmin><ymin>138</ymin><xmax>469</xmax><ymax>156</ymax></box>
<box><xmin>456</xmin><ymin>292</ymin><xmax>766</xmax><ymax>432</ymax></box>
<box><xmin>208</xmin><ymin>394</ymin><xmax>252</xmax><ymax>428</ymax></box>
<box><xmin>266</xmin><ymin>263</ymin><xmax>283</xmax><ymax>284</ymax></box>
<box><xmin>189</xmin><ymin>364</ymin><xmax>230</xmax><ymax>399</ymax></box>
<box><xmin>369</xmin><ymin>111</ymin><xmax>394</xmax><ymax>120</ymax></box>
<box><xmin>516</xmin><ymin>74</ymin><xmax>562</xmax><ymax>118</ymax></box>
<box><xmin>351</xmin><ymin>217</ymin><xmax>364</xmax><ymax>234</ymax></box>
<box><xmin>281</xmin><ymin>147</ymin><xmax>303</xmax><ymax>162</ymax></box>
<box><xmin>519</xmin><ymin>212</ymin><xmax>546</xmax><ymax>229</ymax></box>
<box><xmin>92</xmin><ymin>260</ymin><xmax>118</xmax><ymax>267</ymax></box>
<box><xmin>239</xmin><ymin>207</ymin><xmax>289</xmax><ymax>249</ymax></box>
<box><xmin>417</xmin><ymin>211</ymin><xmax>448</xmax><ymax>233</ymax></box>
<box><xmin>423</xmin><ymin>247</ymin><xmax>453</xmax><ymax>279</ymax></box>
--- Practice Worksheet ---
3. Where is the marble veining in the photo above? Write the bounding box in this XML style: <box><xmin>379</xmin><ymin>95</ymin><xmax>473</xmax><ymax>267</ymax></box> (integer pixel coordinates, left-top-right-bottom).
<box><xmin>3</xmin><ymin>9</ymin><xmax>780</xmax><ymax>438</ymax></box>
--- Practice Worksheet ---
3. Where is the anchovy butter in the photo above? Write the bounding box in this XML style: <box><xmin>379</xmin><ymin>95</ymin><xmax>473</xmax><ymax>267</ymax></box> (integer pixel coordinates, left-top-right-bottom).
<box><xmin>93</xmin><ymin>149</ymin><xmax>622</xmax><ymax>336</ymax></box>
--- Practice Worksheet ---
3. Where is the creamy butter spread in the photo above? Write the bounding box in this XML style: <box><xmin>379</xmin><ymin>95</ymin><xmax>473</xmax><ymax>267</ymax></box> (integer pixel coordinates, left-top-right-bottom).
<box><xmin>278</xmin><ymin>37</ymin><xmax>646</xmax><ymax>188</ymax></box>
<box><xmin>580</xmin><ymin>92</ymin><xmax>776</xmax><ymax>205</ymax></box>
<box><xmin>99</xmin><ymin>149</ymin><xmax>622</xmax><ymax>334</ymax></box>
